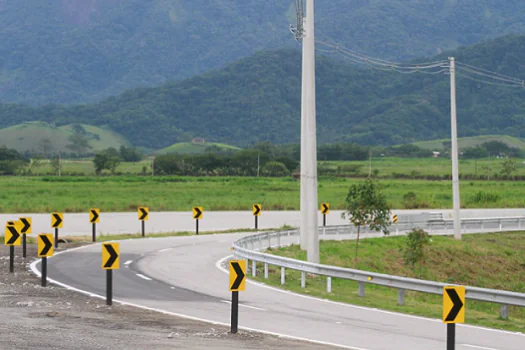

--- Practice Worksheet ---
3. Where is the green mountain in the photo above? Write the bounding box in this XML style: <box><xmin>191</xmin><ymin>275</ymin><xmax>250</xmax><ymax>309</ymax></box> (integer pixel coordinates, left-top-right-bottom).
<box><xmin>3</xmin><ymin>1</ymin><xmax>525</xmax><ymax>105</ymax></box>
<box><xmin>0</xmin><ymin>122</ymin><xmax>130</xmax><ymax>154</ymax></box>
<box><xmin>2</xmin><ymin>34</ymin><xmax>525</xmax><ymax>148</ymax></box>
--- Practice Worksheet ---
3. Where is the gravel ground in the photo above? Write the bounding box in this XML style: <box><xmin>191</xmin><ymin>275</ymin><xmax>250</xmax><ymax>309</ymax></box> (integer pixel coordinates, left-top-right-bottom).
<box><xmin>0</xmin><ymin>243</ymin><xmax>333</xmax><ymax>350</ymax></box>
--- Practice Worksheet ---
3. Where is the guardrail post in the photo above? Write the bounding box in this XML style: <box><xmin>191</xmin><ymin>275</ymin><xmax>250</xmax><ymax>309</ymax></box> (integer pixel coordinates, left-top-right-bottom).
<box><xmin>327</xmin><ymin>277</ymin><xmax>332</xmax><ymax>293</ymax></box>
<box><xmin>264</xmin><ymin>263</ymin><xmax>268</xmax><ymax>279</ymax></box>
<box><xmin>519</xmin><ymin>219</ymin><xmax>521</xmax><ymax>230</ymax></box>
<box><xmin>395</xmin><ymin>228</ymin><xmax>399</xmax><ymax>236</ymax></box>
<box><xmin>500</xmin><ymin>305</ymin><xmax>509</xmax><ymax>320</ymax></box>
<box><xmin>252</xmin><ymin>260</ymin><xmax>256</xmax><ymax>277</ymax></box>
<box><xmin>499</xmin><ymin>219</ymin><xmax>502</xmax><ymax>232</ymax></box>
<box><xmin>301</xmin><ymin>272</ymin><xmax>306</xmax><ymax>288</ymax></box>
<box><xmin>277</xmin><ymin>233</ymin><xmax>281</xmax><ymax>248</ymax></box>
<box><xmin>280</xmin><ymin>267</ymin><xmax>285</xmax><ymax>285</ymax></box>
<box><xmin>398</xmin><ymin>289</ymin><xmax>405</xmax><ymax>306</ymax></box>
<box><xmin>267</xmin><ymin>233</ymin><xmax>271</xmax><ymax>248</ymax></box>
<box><xmin>358</xmin><ymin>282</ymin><xmax>365</xmax><ymax>297</ymax></box>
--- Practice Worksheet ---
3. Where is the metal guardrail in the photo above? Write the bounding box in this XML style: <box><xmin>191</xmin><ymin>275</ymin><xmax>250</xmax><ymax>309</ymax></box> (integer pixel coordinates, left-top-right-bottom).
<box><xmin>232</xmin><ymin>217</ymin><xmax>525</xmax><ymax>319</ymax></box>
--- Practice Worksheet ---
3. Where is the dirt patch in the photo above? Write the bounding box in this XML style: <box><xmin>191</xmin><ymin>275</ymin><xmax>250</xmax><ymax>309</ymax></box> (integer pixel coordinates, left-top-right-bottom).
<box><xmin>0</xmin><ymin>243</ymin><xmax>332</xmax><ymax>350</ymax></box>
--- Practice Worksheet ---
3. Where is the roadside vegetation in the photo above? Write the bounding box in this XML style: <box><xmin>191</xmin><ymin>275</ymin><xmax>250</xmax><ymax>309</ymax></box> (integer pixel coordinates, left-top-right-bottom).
<box><xmin>3</xmin><ymin>176</ymin><xmax>525</xmax><ymax>213</ymax></box>
<box><xmin>255</xmin><ymin>232</ymin><xmax>525</xmax><ymax>332</ymax></box>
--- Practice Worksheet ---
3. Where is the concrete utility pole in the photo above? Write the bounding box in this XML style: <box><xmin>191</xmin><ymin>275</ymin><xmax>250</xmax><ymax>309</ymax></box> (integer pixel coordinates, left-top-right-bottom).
<box><xmin>300</xmin><ymin>0</ymin><xmax>319</xmax><ymax>263</ymax></box>
<box><xmin>449</xmin><ymin>57</ymin><xmax>461</xmax><ymax>240</ymax></box>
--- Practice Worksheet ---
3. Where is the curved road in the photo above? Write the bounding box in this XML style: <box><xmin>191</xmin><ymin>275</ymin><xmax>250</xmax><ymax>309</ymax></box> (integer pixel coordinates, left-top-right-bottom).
<box><xmin>33</xmin><ymin>232</ymin><xmax>525</xmax><ymax>350</ymax></box>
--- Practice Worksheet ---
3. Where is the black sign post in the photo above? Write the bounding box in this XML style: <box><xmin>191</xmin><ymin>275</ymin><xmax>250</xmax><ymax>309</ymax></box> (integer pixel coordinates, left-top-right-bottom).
<box><xmin>41</xmin><ymin>257</ymin><xmax>47</xmax><ymax>287</ymax></box>
<box><xmin>22</xmin><ymin>234</ymin><xmax>27</xmax><ymax>258</ymax></box>
<box><xmin>55</xmin><ymin>228</ymin><xmax>59</xmax><ymax>248</ymax></box>
<box><xmin>231</xmin><ymin>291</ymin><xmax>239</xmax><ymax>334</ymax></box>
<box><xmin>9</xmin><ymin>246</ymin><xmax>14</xmax><ymax>273</ymax></box>
<box><xmin>106</xmin><ymin>269</ymin><xmax>113</xmax><ymax>306</ymax></box>
<box><xmin>447</xmin><ymin>323</ymin><xmax>455</xmax><ymax>350</ymax></box>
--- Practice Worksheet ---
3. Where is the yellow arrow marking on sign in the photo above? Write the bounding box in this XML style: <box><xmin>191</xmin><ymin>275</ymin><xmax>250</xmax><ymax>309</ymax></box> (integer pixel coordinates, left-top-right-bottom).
<box><xmin>138</xmin><ymin>207</ymin><xmax>149</xmax><ymax>221</ymax></box>
<box><xmin>5</xmin><ymin>221</ymin><xmax>22</xmax><ymax>246</ymax></box>
<box><xmin>443</xmin><ymin>286</ymin><xmax>465</xmax><ymax>324</ymax></box>
<box><xmin>229</xmin><ymin>260</ymin><xmax>246</xmax><ymax>292</ymax></box>
<box><xmin>52</xmin><ymin>213</ymin><xmax>64</xmax><ymax>228</ymax></box>
<box><xmin>38</xmin><ymin>234</ymin><xmax>54</xmax><ymax>257</ymax></box>
<box><xmin>102</xmin><ymin>243</ymin><xmax>120</xmax><ymax>270</ymax></box>
<box><xmin>193</xmin><ymin>207</ymin><xmax>203</xmax><ymax>220</ymax></box>
<box><xmin>90</xmin><ymin>208</ymin><xmax>100</xmax><ymax>223</ymax></box>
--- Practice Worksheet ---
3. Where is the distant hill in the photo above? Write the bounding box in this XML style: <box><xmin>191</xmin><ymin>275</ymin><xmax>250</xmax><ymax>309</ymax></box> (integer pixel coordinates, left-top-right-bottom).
<box><xmin>413</xmin><ymin>136</ymin><xmax>525</xmax><ymax>152</ymax></box>
<box><xmin>2</xmin><ymin>35</ymin><xmax>525</xmax><ymax>148</ymax></box>
<box><xmin>157</xmin><ymin>142</ymin><xmax>241</xmax><ymax>155</ymax></box>
<box><xmin>0</xmin><ymin>122</ymin><xmax>130</xmax><ymax>154</ymax></box>
<box><xmin>3</xmin><ymin>1</ymin><xmax>525</xmax><ymax>105</ymax></box>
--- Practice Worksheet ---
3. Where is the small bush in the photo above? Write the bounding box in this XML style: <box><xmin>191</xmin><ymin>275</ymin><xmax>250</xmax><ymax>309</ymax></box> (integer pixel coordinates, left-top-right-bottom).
<box><xmin>403</xmin><ymin>228</ymin><xmax>430</xmax><ymax>276</ymax></box>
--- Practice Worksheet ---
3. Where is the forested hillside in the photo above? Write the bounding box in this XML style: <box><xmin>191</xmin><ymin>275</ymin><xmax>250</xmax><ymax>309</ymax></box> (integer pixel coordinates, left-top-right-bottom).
<box><xmin>1</xmin><ymin>35</ymin><xmax>525</xmax><ymax>148</ymax></box>
<box><xmin>2</xmin><ymin>1</ymin><xmax>525</xmax><ymax>105</ymax></box>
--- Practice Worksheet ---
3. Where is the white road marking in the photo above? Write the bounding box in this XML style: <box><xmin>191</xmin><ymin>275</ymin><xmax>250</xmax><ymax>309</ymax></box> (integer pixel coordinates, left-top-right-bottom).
<box><xmin>461</xmin><ymin>345</ymin><xmax>501</xmax><ymax>350</ymax></box>
<box><xmin>29</xmin><ymin>255</ymin><xmax>361</xmax><ymax>350</ymax></box>
<box><xmin>159</xmin><ymin>248</ymin><xmax>172</xmax><ymax>253</ymax></box>
<box><xmin>220</xmin><ymin>300</ymin><xmax>266</xmax><ymax>311</ymax></box>
<box><xmin>135</xmin><ymin>273</ymin><xmax>153</xmax><ymax>281</ymax></box>
<box><xmin>124</xmin><ymin>260</ymin><xmax>133</xmax><ymax>265</ymax></box>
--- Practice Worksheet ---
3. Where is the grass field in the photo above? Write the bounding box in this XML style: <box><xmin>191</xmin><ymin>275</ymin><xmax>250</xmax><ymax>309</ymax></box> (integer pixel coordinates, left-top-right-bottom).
<box><xmin>0</xmin><ymin>121</ymin><xmax>130</xmax><ymax>153</ymax></box>
<box><xmin>2</xmin><ymin>176</ymin><xmax>525</xmax><ymax>213</ymax></box>
<box><xmin>320</xmin><ymin>156</ymin><xmax>525</xmax><ymax>179</ymax></box>
<box><xmin>255</xmin><ymin>232</ymin><xmax>525</xmax><ymax>332</ymax></box>
<box><xmin>412</xmin><ymin>135</ymin><xmax>525</xmax><ymax>151</ymax></box>
<box><xmin>156</xmin><ymin>142</ymin><xmax>241</xmax><ymax>154</ymax></box>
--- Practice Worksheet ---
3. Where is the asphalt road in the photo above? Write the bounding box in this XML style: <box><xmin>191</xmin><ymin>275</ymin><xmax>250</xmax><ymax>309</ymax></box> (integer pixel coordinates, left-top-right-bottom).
<box><xmin>35</xmin><ymin>232</ymin><xmax>525</xmax><ymax>350</ymax></box>
<box><xmin>5</xmin><ymin>208</ymin><xmax>525</xmax><ymax>237</ymax></box>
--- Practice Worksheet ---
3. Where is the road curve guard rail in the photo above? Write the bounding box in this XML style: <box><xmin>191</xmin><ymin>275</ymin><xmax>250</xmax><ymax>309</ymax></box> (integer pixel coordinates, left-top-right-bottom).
<box><xmin>232</xmin><ymin>217</ymin><xmax>525</xmax><ymax>320</ymax></box>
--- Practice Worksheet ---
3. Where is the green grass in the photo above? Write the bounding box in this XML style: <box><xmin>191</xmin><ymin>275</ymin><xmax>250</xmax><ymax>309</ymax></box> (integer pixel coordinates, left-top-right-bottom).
<box><xmin>255</xmin><ymin>232</ymin><xmax>525</xmax><ymax>332</ymax></box>
<box><xmin>320</xmin><ymin>156</ymin><xmax>525</xmax><ymax>179</ymax></box>
<box><xmin>2</xmin><ymin>176</ymin><xmax>525</xmax><ymax>213</ymax></box>
<box><xmin>411</xmin><ymin>135</ymin><xmax>525</xmax><ymax>151</ymax></box>
<box><xmin>156</xmin><ymin>142</ymin><xmax>241</xmax><ymax>154</ymax></box>
<box><xmin>0</xmin><ymin>121</ymin><xmax>130</xmax><ymax>153</ymax></box>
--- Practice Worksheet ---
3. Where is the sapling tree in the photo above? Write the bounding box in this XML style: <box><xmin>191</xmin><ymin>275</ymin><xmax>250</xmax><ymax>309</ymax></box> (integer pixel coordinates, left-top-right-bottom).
<box><xmin>342</xmin><ymin>179</ymin><xmax>391</xmax><ymax>264</ymax></box>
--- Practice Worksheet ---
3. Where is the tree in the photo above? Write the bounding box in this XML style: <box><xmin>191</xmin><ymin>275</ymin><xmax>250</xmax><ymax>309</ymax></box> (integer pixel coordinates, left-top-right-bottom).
<box><xmin>342</xmin><ymin>179</ymin><xmax>391</xmax><ymax>264</ymax></box>
<box><xmin>67</xmin><ymin>134</ymin><xmax>92</xmax><ymax>155</ymax></box>
<box><xmin>261</xmin><ymin>161</ymin><xmax>289</xmax><ymax>177</ymax></box>
<box><xmin>500</xmin><ymin>158</ymin><xmax>517</xmax><ymax>179</ymax></box>
<box><xmin>119</xmin><ymin>146</ymin><xmax>142</xmax><ymax>162</ymax></box>
<box><xmin>403</xmin><ymin>228</ymin><xmax>430</xmax><ymax>277</ymax></box>
<box><xmin>93</xmin><ymin>152</ymin><xmax>120</xmax><ymax>175</ymax></box>
<box><xmin>50</xmin><ymin>155</ymin><xmax>62</xmax><ymax>176</ymax></box>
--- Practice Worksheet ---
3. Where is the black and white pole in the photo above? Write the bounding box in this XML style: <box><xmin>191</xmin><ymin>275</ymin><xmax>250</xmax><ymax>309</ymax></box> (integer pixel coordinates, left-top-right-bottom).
<box><xmin>323</xmin><ymin>213</ymin><xmax>326</xmax><ymax>227</ymax></box>
<box><xmin>141</xmin><ymin>220</ymin><xmax>145</xmax><ymax>237</ymax></box>
<box><xmin>92</xmin><ymin>223</ymin><xmax>96</xmax><ymax>242</ymax></box>
<box><xmin>230</xmin><ymin>291</ymin><xmax>239</xmax><ymax>334</ymax></box>
<box><xmin>447</xmin><ymin>323</ymin><xmax>455</xmax><ymax>350</ymax></box>
<box><xmin>9</xmin><ymin>246</ymin><xmax>14</xmax><ymax>273</ymax></box>
<box><xmin>255</xmin><ymin>216</ymin><xmax>258</xmax><ymax>230</ymax></box>
<box><xmin>196</xmin><ymin>219</ymin><xmax>199</xmax><ymax>235</ymax></box>
<box><xmin>41</xmin><ymin>257</ymin><xmax>48</xmax><ymax>287</ymax></box>
<box><xmin>106</xmin><ymin>269</ymin><xmax>113</xmax><ymax>306</ymax></box>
